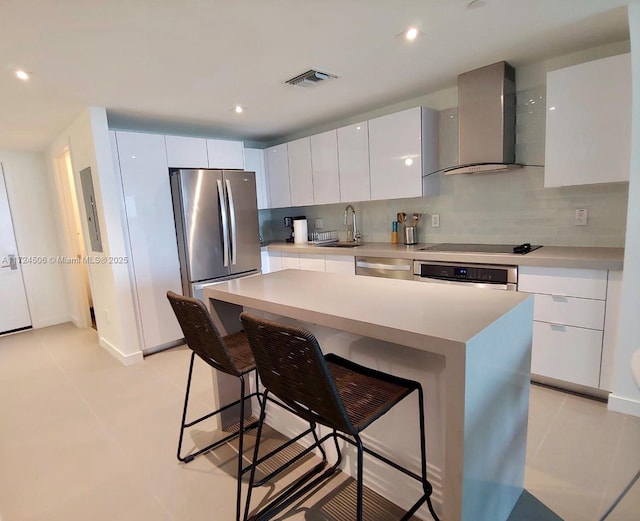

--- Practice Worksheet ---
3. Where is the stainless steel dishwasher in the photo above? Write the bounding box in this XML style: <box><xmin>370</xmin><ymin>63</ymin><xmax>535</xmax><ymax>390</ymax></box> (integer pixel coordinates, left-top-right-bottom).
<box><xmin>355</xmin><ymin>256</ymin><xmax>414</xmax><ymax>280</ymax></box>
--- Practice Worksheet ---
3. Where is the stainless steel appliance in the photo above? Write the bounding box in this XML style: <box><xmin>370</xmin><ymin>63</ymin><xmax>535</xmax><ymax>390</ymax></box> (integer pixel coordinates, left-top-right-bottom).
<box><xmin>170</xmin><ymin>169</ymin><xmax>261</xmax><ymax>300</ymax></box>
<box><xmin>355</xmin><ymin>257</ymin><xmax>414</xmax><ymax>280</ymax></box>
<box><xmin>419</xmin><ymin>243</ymin><xmax>542</xmax><ymax>254</ymax></box>
<box><xmin>414</xmin><ymin>261</ymin><xmax>518</xmax><ymax>291</ymax></box>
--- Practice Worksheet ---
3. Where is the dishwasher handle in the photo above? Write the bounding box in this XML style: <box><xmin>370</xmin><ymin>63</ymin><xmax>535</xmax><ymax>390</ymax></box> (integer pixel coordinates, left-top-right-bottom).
<box><xmin>356</xmin><ymin>261</ymin><xmax>412</xmax><ymax>271</ymax></box>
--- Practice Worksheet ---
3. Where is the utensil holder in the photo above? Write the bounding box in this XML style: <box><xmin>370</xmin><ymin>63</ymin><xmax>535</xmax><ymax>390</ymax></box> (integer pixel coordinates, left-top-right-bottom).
<box><xmin>404</xmin><ymin>226</ymin><xmax>417</xmax><ymax>245</ymax></box>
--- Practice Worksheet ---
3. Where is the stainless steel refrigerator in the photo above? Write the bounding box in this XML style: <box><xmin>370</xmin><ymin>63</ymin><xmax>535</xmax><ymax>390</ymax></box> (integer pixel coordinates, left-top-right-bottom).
<box><xmin>170</xmin><ymin>169</ymin><xmax>261</xmax><ymax>301</ymax></box>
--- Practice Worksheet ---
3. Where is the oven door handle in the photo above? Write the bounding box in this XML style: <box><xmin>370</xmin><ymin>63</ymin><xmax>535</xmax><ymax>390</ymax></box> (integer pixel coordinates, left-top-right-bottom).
<box><xmin>414</xmin><ymin>276</ymin><xmax>515</xmax><ymax>291</ymax></box>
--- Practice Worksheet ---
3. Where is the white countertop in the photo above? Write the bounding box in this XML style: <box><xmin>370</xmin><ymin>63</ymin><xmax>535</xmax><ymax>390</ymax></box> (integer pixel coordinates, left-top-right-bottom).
<box><xmin>205</xmin><ymin>269</ymin><xmax>531</xmax><ymax>348</ymax></box>
<box><xmin>264</xmin><ymin>242</ymin><xmax>624</xmax><ymax>270</ymax></box>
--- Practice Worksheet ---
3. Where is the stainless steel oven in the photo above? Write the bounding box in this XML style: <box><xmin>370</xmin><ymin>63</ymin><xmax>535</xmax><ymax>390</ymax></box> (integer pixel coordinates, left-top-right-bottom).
<box><xmin>413</xmin><ymin>260</ymin><xmax>518</xmax><ymax>291</ymax></box>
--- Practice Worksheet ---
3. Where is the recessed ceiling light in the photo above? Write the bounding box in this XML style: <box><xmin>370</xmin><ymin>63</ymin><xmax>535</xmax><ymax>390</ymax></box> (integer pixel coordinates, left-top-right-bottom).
<box><xmin>467</xmin><ymin>0</ymin><xmax>487</xmax><ymax>9</ymax></box>
<box><xmin>405</xmin><ymin>27</ymin><xmax>419</xmax><ymax>41</ymax></box>
<box><xmin>15</xmin><ymin>70</ymin><xmax>31</xmax><ymax>81</ymax></box>
<box><xmin>404</xmin><ymin>158</ymin><xmax>414</xmax><ymax>166</ymax></box>
<box><xmin>549</xmin><ymin>106</ymin><xmax>556</xmax><ymax>111</ymax></box>
<box><xmin>234</xmin><ymin>105</ymin><xmax>244</xmax><ymax>114</ymax></box>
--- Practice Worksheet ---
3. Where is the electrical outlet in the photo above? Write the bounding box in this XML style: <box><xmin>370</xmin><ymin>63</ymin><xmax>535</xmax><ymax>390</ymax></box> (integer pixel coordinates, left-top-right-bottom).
<box><xmin>431</xmin><ymin>214</ymin><xmax>440</xmax><ymax>228</ymax></box>
<box><xmin>314</xmin><ymin>218</ymin><xmax>324</xmax><ymax>229</ymax></box>
<box><xmin>574</xmin><ymin>208</ymin><xmax>588</xmax><ymax>226</ymax></box>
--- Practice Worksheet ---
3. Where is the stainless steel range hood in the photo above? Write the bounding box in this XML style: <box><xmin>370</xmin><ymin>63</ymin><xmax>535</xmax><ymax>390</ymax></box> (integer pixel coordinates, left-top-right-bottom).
<box><xmin>444</xmin><ymin>61</ymin><xmax>520</xmax><ymax>175</ymax></box>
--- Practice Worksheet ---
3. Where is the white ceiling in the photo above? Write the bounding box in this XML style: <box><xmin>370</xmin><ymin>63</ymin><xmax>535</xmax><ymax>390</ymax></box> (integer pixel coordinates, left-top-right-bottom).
<box><xmin>0</xmin><ymin>0</ymin><xmax>631</xmax><ymax>151</ymax></box>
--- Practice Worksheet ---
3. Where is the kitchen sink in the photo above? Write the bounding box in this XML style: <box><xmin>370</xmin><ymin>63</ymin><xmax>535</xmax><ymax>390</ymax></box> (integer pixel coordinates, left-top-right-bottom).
<box><xmin>323</xmin><ymin>242</ymin><xmax>360</xmax><ymax>248</ymax></box>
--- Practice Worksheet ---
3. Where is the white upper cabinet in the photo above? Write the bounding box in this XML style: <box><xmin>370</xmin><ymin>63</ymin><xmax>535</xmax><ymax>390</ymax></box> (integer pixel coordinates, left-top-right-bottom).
<box><xmin>114</xmin><ymin>131</ymin><xmax>183</xmax><ymax>350</ymax></box>
<box><xmin>288</xmin><ymin>137</ymin><xmax>315</xmax><ymax>207</ymax></box>
<box><xmin>544</xmin><ymin>53</ymin><xmax>631</xmax><ymax>187</ymax></box>
<box><xmin>244</xmin><ymin>148</ymin><xmax>269</xmax><ymax>209</ymax></box>
<box><xmin>310</xmin><ymin>130</ymin><xmax>340</xmax><ymax>205</ymax></box>
<box><xmin>206</xmin><ymin>138</ymin><xmax>244</xmax><ymax>169</ymax></box>
<box><xmin>338</xmin><ymin>121</ymin><xmax>370</xmax><ymax>202</ymax></box>
<box><xmin>164</xmin><ymin>135</ymin><xmax>208</xmax><ymax>168</ymax></box>
<box><xmin>368</xmin><ymin>107</ymin><xmax>422</xmax><ymax>200</ymax></box>
<box><xmin>265</xmin><ymin>143</ymin><xmax>291</xmax><ymax>208</ymax></box>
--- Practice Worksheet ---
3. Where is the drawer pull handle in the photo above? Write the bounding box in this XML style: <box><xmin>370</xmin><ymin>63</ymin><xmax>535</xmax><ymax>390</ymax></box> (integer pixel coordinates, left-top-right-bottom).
<box><xmin>551</xmin><ymin>295</ymin><xmax>569</xmax><ymax>302</ymax></box>
<box><xmin>550</xmin><ymin>323</ymin><xmax>566</xmax><ymax>331</ymax></box>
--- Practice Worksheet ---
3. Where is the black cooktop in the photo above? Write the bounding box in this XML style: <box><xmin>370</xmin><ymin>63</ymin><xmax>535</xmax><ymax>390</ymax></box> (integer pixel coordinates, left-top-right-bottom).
<box><xmin>419</xmin><ymin>243</ymin><xmax>543</xmax><ymax>255</ymax></box>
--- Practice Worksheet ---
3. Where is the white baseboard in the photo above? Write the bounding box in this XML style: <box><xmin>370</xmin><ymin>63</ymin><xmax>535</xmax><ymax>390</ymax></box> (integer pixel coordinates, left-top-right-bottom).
<box><xmin>99</xmin><ymin>336</ymin><xmax>144</xmax><ymax>366</ymax></box>
<box><xmin>32</xmin><ymin>315</ymin><xmax>71</xmax><ymax>329</ymax></box>
<box><xmin>608</xmin><ymin>394</ymin><xmax>640</xmax><ymax>417</ymax></box>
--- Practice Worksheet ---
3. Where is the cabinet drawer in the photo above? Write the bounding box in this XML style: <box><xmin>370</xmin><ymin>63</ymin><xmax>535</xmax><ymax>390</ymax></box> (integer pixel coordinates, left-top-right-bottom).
<box><xmin>533</xmin><ymin>294</ymin><xmax>605</xmax><ymax>330</ymax></box>
<box><xmin>531</xmin><ymin>321</ymin><xmax>603</xmax><ymax>388</ymax></box>
<box><xmin>519</xmin><ymin>266</ymin><xmax>607</xmax><ymax>299</ymax></box>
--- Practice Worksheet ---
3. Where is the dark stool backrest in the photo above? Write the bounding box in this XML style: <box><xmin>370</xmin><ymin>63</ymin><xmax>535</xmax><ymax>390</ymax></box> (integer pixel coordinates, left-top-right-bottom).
<box><xmin>240</xmin><ymin>312</ymin><xmax>354</xmax><ymax>435</ymax></box>
<box><xmin>167</xmin><ymin>291</ymin><xmax>241</xmax><ymax>376</ymax></box>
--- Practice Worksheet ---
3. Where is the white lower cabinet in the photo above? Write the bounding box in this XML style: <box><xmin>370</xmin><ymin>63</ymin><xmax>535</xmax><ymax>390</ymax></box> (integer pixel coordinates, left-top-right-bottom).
<box><xmin>325</xmin><ymin>255</ymin><xmax>356</xmax><ymax>275</ymax></box>
<box><xmin>263</xmin><ymin>251</ymin><xmax>355</xmax><ymax>276</ymax></box>
<box><xmin>519</xmin><ymin>266</ymin><xmax>608</xmax><ymax>390</ymax></box>
<box><xmin>531</xmin><ymin>322</ymin><xmax>603</xmax><ymax>388</ymax></box>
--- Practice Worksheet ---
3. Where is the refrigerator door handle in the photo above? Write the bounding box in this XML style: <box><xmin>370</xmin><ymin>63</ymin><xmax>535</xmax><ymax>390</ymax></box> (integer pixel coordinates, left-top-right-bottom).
<box><xmin>225</xmin><ymin>178</ymin><xmax>237</xmax><ymax>266</ymax></box>
<box><xmin>217</xmin><ymin>179</ymin><xmax>230</xmax><ymax>267</ymax></box>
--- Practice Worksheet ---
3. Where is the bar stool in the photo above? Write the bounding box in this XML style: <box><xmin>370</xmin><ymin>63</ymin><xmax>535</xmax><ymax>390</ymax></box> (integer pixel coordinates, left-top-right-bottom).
<box><xmin>167</xmin><ymin>292</ymin><xmax>321</xmax><ymax>521</ymax></box>
<box><xmin>240</xmin><ymin>312</ymin><xmax>440</xmax><ymax>521</ymax></box>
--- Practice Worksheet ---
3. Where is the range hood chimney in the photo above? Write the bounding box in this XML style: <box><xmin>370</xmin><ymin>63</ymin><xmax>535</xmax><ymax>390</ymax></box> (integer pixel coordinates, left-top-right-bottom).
<box><xmin>444</xmin><ymin>61</ymin><xmax>520</xmax><ymax>175</ymax></box>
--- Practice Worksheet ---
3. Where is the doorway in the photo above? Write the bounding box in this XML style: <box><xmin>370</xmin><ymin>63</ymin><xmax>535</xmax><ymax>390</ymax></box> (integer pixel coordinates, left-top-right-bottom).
<box><xmin>0</xmin><ymin>163</ymin><xmax>32</xmax><ymax>335</ymax></box>
<box><xmin>54</xmin><ymin>149</ymin><xmax>94</xmax><ymax>329</ymax></box>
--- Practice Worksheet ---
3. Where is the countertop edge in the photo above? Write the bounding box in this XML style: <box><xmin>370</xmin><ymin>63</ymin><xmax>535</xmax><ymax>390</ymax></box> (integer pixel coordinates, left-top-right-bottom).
<box><xmin>262</xmin><ymin>242</ymin><xmax>624</xmax><ymax>271</ymax></box>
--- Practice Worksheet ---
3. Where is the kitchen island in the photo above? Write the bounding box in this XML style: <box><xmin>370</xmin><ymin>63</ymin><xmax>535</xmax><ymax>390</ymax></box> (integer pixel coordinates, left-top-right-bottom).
<box><xmin>204</xmin><ymin>270</ymin><xmax>534</xmax><ymax>521</ymax></box>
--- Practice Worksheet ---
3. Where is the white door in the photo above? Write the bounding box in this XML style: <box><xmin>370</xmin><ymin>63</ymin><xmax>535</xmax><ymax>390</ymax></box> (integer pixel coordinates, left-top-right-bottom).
<box><xmin>0</xmin><ymin>164</ymin><xmax>31</xmax><ymax>333</ymax></box>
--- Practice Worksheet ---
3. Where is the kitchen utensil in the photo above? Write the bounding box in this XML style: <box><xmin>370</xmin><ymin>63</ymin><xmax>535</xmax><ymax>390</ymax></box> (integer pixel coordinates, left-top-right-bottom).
<box><xmin>412</xmin><ymin>213</ymin><xmax>422</xmax><ymax>226</ymax></box>
<box><xmin>397</xmin><ymin>212</ymin><xmax>407</xmax><ymax>226</ymax></box>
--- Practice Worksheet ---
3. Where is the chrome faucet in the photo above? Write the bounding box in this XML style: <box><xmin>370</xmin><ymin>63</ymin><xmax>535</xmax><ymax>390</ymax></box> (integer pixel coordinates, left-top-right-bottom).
<box><xmin>344</xmin><ymin>204</ymin><xmax>361</xmax><ymax>242</ymax></box>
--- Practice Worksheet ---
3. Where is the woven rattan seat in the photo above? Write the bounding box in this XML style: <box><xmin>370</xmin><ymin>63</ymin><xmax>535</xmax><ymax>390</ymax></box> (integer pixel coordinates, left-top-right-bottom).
<box><xmin>240</xmin><ymin>312</ymin><xmax>440</xmax><ymax>521</ymax></box>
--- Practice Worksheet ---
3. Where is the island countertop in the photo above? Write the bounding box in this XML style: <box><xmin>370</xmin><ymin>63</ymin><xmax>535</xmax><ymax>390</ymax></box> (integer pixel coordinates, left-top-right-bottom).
<box><xmin>206</xmin><ymin>269</ymin><xmax>531</xmax><ymax>348</ymax></box>
<box><xmin>204</xmin><ymin>269</ymin><xmax>534</xmax><ymax>521</ymax></box>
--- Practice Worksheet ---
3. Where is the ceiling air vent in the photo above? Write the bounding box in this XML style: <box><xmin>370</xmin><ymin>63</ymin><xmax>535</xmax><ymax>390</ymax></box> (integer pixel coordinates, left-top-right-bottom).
<box><xmin>285</xmin><ymin>69</ymin><xmax>338</xmax><ymax>88</ymax></box>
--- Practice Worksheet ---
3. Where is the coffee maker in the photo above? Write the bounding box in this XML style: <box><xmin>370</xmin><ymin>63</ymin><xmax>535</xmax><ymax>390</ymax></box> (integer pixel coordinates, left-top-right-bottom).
<box><xmin>284</xmin><ymin>216</ymin><xmax>305</xmax><ymax>242</ymax></box>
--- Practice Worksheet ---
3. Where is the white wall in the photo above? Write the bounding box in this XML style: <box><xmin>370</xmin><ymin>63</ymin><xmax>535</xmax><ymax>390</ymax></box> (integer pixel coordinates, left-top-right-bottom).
<box><xmin>48</xmin><ymin>107</ymin><xmax>142</xmax><ymax>364</ymax></box>
<box><xmin>0</xmin><ymin>150</ymin><xmax>70</xmax><ymax>328</ymax></box>
<box><xmin>609</xmin><ymin>3</ymin><xmax>640</xmax><ymax>417</ymax></box>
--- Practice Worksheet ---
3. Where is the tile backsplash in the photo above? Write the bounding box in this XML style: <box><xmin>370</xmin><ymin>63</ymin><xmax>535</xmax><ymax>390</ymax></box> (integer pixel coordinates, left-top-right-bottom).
<box><xmin>260</xmin><ymin>168</ymin><xmax>628</xmax><ymax>248</ymax></box>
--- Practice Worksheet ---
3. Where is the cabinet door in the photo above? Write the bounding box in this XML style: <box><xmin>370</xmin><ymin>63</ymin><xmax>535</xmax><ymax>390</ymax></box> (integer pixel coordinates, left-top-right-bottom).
<box><xmin>281</xmin><ymin>253</ymin><xmax>300</xmax><ymax>269</ymax></box>
<box><xmin>311</xmin><ymin>130</ymin><xmax>340</xmax><ymax>205</ymax></box>
<box><xmin>369</xmin><ymin>107</ymin><xmax>422</xmax><ymax>200</ymax></box>
<box><xmin>265</xmin><ymin>144</ymin><xmax>291</xmax><ymax>208</ymax></box>
<box><xmin>338</xmin><ymin>122</ymin><xmax>370</xmax><ymax>202</ymax></box>
<box><xmin>531</xmin><ymin>321</ymin><xmax>603</xmax><ymax>388</ymax></box>
<box><xmin>288</xmin><ymin>138</ymin><xmax>315</xmax><ymax>207</ymax></box>
<box><xmin>165</xmin><ymin>135</ymin><xmax>208</xmax><ymax>168</ymax></box>
<box><xmin>299</xmin><ymin>253</ymin><xmax>325</xmax><ymax>272</ymax></box>
<box><xmin>325</xmin><ymin>254</ymin><xmax>355</xmax><ymax>275</ymax></box>
<box><xmin>544</xmin><ymin>53</ymin><xmax>631</xmax><ymax>187</ymax></box>
<box><xmin>206</xmin><ymin>139</ymin><xmax>244</xmax><ymax>169</ymax></box>
<box><xmin>115</xmin><ymin>131</ymin><xmax>183</xmax><ymax>349</ymax></box>
<box><xmin>245</xmin><ymin>148</ymin><xmax>269</xmax><ymax>209</ymax></box>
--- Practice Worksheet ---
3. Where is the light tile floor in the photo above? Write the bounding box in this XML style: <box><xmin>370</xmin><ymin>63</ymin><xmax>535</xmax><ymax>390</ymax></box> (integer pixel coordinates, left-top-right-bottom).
<box><xmin>0</xmin><ymin>323</ymin><xmax>638</xmax><ymax>521</ymax></box>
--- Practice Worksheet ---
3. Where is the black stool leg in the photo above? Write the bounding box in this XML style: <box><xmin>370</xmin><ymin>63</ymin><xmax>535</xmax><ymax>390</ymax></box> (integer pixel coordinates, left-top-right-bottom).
<box><xmin>417</xmin><ymin>387</ymin><xmax>439</xmax><ymax>521</ymax></box>
<box><xmin>355</xmin><ymin>434</ymin><xmax>365</xmax><ymax>521</ymax></box>
<box><xmin>236</xmin><ymin>374</ymin><xmax>247</xmax><ymax>521</ymax></box>
<box><xmin>243</xmin><ymin>388</ymin><xmax>269</xmax><ymax>521</ymax></box>
<box><xmin>177</xmin><ymin>351</ymin><xmax>196</xmax><ymax>462</ymax></box>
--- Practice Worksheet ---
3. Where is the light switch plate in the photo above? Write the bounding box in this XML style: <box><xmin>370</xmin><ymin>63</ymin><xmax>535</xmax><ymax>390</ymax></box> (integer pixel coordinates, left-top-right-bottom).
<box><xmin>431</xmin><ymin>214</ymin><xmax>440</xmax><ymax>228</ymax></box>
<box><xmin>314</xmin><ymin>218</ymin><xmax>324</xmax><ymax>229</ymax></box>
